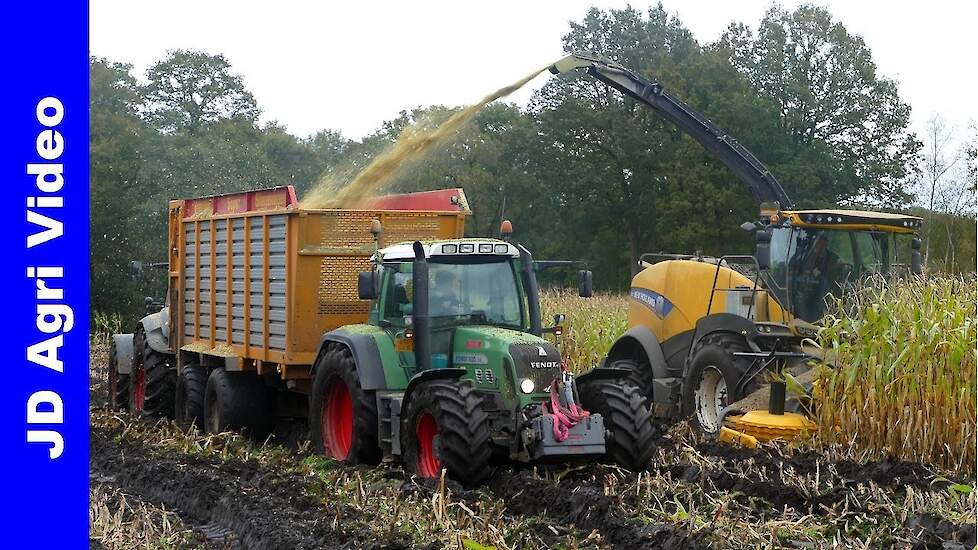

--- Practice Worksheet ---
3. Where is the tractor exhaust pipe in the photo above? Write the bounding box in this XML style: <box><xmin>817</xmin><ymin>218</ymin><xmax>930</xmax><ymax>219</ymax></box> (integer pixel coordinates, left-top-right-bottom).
<box><xmin>517</xmin><ymin>244</ymin><xmax>543</xmax><ymax>336</ymax></box>
<box><xmin>412</xmin><ymin>241</ymin><xmax>432</xmax><ymax>371</ymax></box>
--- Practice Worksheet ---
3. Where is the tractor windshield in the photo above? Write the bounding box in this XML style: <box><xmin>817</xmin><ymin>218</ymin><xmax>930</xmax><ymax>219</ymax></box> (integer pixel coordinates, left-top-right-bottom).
<box><xmin>381</xmin><ymin>259</ymin><xmax>526</xmax><ymax>329</ymax></box>
<box><xmin>767</xmin><ymin>227</ymin><xmax>893</xmax><ymax>322</ymax></box>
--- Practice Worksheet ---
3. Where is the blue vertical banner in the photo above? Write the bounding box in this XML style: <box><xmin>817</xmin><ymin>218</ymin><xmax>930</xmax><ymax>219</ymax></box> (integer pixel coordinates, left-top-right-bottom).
<box><xmin>0</xmin><ymin>1</ymin><xmax>89</xmax><ymax>545</ymax></box>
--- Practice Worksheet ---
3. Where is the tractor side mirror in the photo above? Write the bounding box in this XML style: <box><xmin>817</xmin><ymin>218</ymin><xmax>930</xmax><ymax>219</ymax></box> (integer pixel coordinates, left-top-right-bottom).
<box><xmin>578</xmin><ymin>270</ymin><xmax>593</xmax><ymax>298</ymax></box>
<box><xmin>357</xmin><ymin>271</ymin><xmax>379</xmax><ymax>300</ymax></box>
<box><xmin>911</xmin><ymin>237</ymin><xmax>923</xmax><ymax>275</ymax></box>
<box><xmin>755</xmin><ymin>230</ymin><xmax>771</xmax><ymax>270</ymax></box>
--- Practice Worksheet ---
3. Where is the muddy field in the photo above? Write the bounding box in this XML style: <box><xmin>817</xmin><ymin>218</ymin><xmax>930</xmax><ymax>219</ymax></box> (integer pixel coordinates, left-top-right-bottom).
<box><xmin>89</xmin><ymin>348</ymin><xmax>975</xmax><ymax>549</ymax></box>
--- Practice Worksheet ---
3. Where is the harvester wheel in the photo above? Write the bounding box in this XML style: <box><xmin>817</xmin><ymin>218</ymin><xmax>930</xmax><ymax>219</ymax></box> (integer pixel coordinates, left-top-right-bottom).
<box><xmin>578</xmin><ymin>380</ymin><xmax>657</xmax><ymax>471</ymax></box>
<box><xmin>310</xmin><ymin>345</ymin><xmax>381</xmax><ymax>464</ymax></box>
<box><xmin>682</xmin><ymin>334</ymin><xmax>759</xmax><ymax>435</ymax></box>
<box><xmin>175</xmin><ymin>363</ymin><xmax>207</xmax><ymax>429</ymax></box>
<box><xmin>108</xmin><ymin>339</ymin><xmax>129</xmax><ymax>411</ymax></box>
<box><xmin>401</xmin><ymin>380</ymin><xmax>491</xmax><ymax>487</ymax></box>
<box><xmin>204</xmin><ymin>367</ymin><xmax>273</xmax><ymax>439</ymax></box>
<box><xmin>129</xmin><ymin>328</ymin><xmax>176</xmax><ymax>419</ymax></box>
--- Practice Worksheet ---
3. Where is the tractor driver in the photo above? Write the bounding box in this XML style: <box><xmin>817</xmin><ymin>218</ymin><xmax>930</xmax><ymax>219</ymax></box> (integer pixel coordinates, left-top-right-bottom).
<box><xmin>430</xmin><ymin>269</ymin><xmax>465</xmax><ymax>316</ymax></box>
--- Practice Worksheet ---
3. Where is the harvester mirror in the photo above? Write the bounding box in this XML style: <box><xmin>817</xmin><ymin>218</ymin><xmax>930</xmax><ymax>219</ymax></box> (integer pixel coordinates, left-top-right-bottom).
<box><xmin>755</xmin><ymin>230</ymin><xmax>772</xmax><ymax>270</ymax></box>
<box><xmin>910</xmin><ymin>237</ymin><xmax>923</xmax><ymax>275</ymax></box>
<box><xmin>740</xmin><ymin>221</ymin><xmax>759</xmax><ymax>233</ymax></box>
<box><xmin>357</xmin><ymin>271</ymin><xmax>379</xmax><ymax>300</ymax></box>
<box><xmin>578</xmin><ymin>270</ymin><xmax>593</xmax><ymax>298</ymax></box>
<box><xmin>129</xmin><ymin>260</ymin><xmax>144</xmax><ymax>277</ymax></box>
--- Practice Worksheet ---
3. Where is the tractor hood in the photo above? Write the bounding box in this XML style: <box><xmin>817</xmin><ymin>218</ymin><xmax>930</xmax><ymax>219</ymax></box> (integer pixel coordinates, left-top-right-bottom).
<box><xmin>451</xmin><ymin>326</ymin><xmax>562</xmax><ymax>404</ymax></box>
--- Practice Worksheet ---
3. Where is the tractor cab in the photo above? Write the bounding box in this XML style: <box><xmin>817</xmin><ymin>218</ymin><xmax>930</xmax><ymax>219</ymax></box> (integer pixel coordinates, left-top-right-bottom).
<box><xmin>756</xmin><ymin>207</ymin><xmax>923</xmax><ymax>322</ymax></box>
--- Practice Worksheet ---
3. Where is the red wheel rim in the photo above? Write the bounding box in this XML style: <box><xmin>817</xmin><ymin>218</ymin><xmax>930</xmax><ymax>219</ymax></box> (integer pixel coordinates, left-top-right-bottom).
<box><xmin>321</xmin><ymin>380</ymin><xmax>353</xmax><ymax>459</ymax></box>
<box><xmin>133</xmin><ymin>366</ymin><xmax>145</xmax><ymax>412</ymax></box>
<box><xmin>415</xmin><ymin>413</ymin><xmax>440</xmax><ymax>477</ymax></box>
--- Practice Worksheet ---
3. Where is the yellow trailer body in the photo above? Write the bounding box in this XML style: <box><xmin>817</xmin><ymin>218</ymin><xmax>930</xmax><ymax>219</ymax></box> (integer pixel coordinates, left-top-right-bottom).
<box><xmin>166</xmin><ymin>186</ymin><xmax>467</xmax><ymax>380</ymax></box>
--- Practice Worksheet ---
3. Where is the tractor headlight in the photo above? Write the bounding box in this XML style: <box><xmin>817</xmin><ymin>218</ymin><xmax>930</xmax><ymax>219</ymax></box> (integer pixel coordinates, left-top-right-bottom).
<box><xmin>519</xmin><ymin>378</ymin><xmax>535</xmax><ymax>394</ymax></box>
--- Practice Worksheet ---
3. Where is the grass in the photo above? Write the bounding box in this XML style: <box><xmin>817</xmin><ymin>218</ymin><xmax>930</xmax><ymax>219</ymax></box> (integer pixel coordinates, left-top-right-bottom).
<box><xmin>815</xmin><ymin>276</ymin><xmax>977</xmax><ymax>475</ymax></box>
<box><xmin>89</xmin><ymin>483</ymin><xmax>199</xmax><ymax>549</ymax></box>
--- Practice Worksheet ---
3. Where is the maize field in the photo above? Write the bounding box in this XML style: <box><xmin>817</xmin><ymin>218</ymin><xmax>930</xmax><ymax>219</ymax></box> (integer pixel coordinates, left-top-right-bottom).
<box><xmin>89</xmin><ymin>282</ymin><xmax>977</xmax><ymax>549</ymax></box>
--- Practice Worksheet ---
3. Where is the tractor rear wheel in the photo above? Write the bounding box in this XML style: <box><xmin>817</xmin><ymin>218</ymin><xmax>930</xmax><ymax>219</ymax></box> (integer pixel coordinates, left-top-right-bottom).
<box><xmin>204</xmin><ymin>367</ymin><xmax>273</xmax><ymax>439</ymax></box>
<box><xmin>108</xmin><ymin>339</ymin><xmax>129</xmax><ymax>411</ymax></box>
<box><xmin>401</xmin><ymin>379</ymin><xmax>491</xmax><ymax>487</ymax></box>
<box><xmin>309</xmin><ymin>345</ymin><xmax>381</xmax><ymax>464</ymax></box>
<box><xmin>175</xmin><ymin>363</ymin><xmax>207</xmax><ymax>429</ymax></box>
<box><xmin>129</xmin><ymin>328</ymin><xmax>175</xmax><ymax>419</ymax></box>
<box><xmin>578</xmin><ymin>380</ymin><xmax>657</xmax><ymax>471</ymax></box>
<box><xmin>681</xmin><ymin>334</ymin><xmax>760</xmax><ymax>435</ymax></box>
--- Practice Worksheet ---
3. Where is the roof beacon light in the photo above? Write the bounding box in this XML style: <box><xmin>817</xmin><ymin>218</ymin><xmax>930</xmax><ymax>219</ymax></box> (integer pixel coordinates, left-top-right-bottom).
<box><xmin>500</xmin><ymin>220</ymin><xmax>513</xmax><ymax>240</ymax></box>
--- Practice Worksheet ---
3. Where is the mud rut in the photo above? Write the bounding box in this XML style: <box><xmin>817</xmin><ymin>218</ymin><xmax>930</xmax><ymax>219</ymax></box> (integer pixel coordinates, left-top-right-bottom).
<box><xmin>91</xmin><ymin>415</ymin><xmax>976</xmax><ymax>550</ymax></box>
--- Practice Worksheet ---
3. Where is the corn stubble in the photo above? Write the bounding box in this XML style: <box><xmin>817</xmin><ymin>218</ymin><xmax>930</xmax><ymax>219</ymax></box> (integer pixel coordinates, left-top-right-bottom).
<box><xmin>815</xmin><ymin>276</ymin><xmax>977</xmax><ymax>475</ymax></box>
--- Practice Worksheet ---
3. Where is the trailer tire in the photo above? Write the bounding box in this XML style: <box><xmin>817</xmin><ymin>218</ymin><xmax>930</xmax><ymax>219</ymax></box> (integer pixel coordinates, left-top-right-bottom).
<box><xmin>401</xmin><ymin>379</ymin><xmax>491</xmax><ymax>488</ymax></box>
<box><xmin>578</xmin><ymin>380</ymin><xmax>657</xmax><ymax>471</ymax></box>
<box><xmin>310</xmin><ymin>345</ymin><xmax>382</xmax><ymax>464</ymax></box>
<box><xmin>129</xmin><ymin>328</ymin><xmax>175</xmax><ymax>419</ymax></box>
<box><xmin>204</xmin><ymin>368</ymin><xmax>273</xmax><ymax>439</ymax></box>
<box><xmin>175</xmin><ymin>363</ymin><xmax>207</xmax><ymax>429</ymax></box>
<box><xmin>108</xmin><ymin>339</ymin><xmax>129</xmax><ymax>411</ymax></box>
<box><xmin>681</xmin><ymin>333</ymin><xmax>759</xmax><ymax>435</ymax></box>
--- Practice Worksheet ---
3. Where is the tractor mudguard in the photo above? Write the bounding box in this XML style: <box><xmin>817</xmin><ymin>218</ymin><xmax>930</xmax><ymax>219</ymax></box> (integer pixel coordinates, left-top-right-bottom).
<box><xmin>604</xmin><ymin>325</ymin><xmax>669</xmax><ymax>379</ymax></box>
<box><xmin>111</xmin><ymin>333</ymin><xmax>134</xmax><ymax>375</ymax></box>
<box><xmin>689</xmin><ymin>313</ymin><xmax>759</xmax><ymax>355</ymax></box>
<box><xmin>137</xmin><ymin>307</ymin><xmax>171</xmax><ymax>354</ymax></box>
<box><xmin>404</xmin><ymin>368</ymin><xmax>467</xmax><ymax>403</ymax></box>
<box><xmin>575</xmin><ymin>366</ymin><xmax>634</xmax><ymax>385</ymax></box>
<box><xmin>315</xmin><ymin>329</ymin><xmax>389</xmax><ymax>390</ymax></box>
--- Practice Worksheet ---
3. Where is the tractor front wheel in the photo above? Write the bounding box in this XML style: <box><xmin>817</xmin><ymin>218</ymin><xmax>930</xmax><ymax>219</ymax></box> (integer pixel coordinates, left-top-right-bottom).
<box><xmin>578</xmin><ymin>380</ymin><xmax>658</xmax><ymax>471</ymax></box>
<box><xmin>108</xmin><ymin>339</ymin><xmax>129</xmax><ymax>411</ymax></box>
<box><xmin>129</xmin><ymin>328</ymin><xmax>175</xmax><ymax>419</ymax></box>
<box><xmin>309</xmin><ymin>345</ymin><xmax>381</xmax><ymax>464</ymax></box>
<box><xmin>401</xmin><ymin>379</ymin><xmax>491</xmax><ymax>487</ymax></box>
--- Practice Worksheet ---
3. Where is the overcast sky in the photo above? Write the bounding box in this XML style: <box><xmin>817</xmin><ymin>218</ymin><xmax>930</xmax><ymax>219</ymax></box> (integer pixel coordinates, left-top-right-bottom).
<box><xmin>91</xmin><ymin>0</ymin><xmax>975</xmax><ymax>146</ymax></box>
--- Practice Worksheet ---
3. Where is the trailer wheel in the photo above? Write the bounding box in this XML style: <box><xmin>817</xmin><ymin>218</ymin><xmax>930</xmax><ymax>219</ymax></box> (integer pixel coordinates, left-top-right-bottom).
<box><xmin>108</xmin><ymin>339</ymin><xmax>129</xmax><ymax>411</ymax></box>
<box><xmin>578</xmin><ymin>380</ymin><xmax>657</xmax><ymax>471</ymax></box>
<box><xmin>129</xmin><ymin>328</ymin><xmax>175</xmax><ymax>419</ymax></box>
<box><xmin>175</xmin><ymin>363</ymin><xmax>207</xmax><ymax>429</ymax></box>
<box><xmin>204</xmin><ymin>367</ymin><xmax>273</xmax><ymax>439</ymax></box>
<box><xmin>401</xmin><ymin>379</ymin><xmax>491</xmax><ymax>487</ymax></box>
<box><xmin>310</xmin><ymin>345</ymin><xmax>381</xmax><ymax>464</ymax></box>
<box><xmin>681</xmin><ymin>334</ymin><xmax>759</xmax><ymax>435</ymax></box>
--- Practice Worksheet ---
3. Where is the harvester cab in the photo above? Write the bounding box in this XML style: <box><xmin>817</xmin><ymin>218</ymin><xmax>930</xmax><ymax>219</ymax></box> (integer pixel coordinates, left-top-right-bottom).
<box><xmin>315</xmin><ymin>221</ymin><xmax>656</xmax><ymax>485</ymax></box>
<box><xmin>549</xmin><ymin>52</ymin><xmax>924</xmax><ymax>446</ymax></box>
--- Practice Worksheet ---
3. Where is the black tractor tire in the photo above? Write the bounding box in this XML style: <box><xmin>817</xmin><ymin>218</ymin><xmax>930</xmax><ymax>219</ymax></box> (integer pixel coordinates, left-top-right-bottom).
<box><xmin>108</xmin><ymin>339</ymin><xmax>129</xmax><ymax>411</ymax></box>
<box><xmin>204</xmin><ymin>367</ymin><xmax>273</xmax><ymax>439</ymax></box>
<box><xmin>175</xmin><ymin>363</ymin><xmax>207</xmax><ymax>429</ymax></box>
<box><xmin>401</xmin><ymin>379</ymin><xmax>492</xmax><ymax>488</ymax></box>
<box><xmin>605</xmin><ymin>358</ymin><xmax>654</xmax><ymax>401</ymax></box>
<box><xmin>129</xmin><ymin>328</ymin><xmax>176</xmax><ymax>419</ymax></box>
<box><xmin>578</xmin><ymin>380</ymin><xmax>658</xmax><ymax>471</ymax></box>
<box><xmin>309</xmin><ymin>345</ymin><xmax>382</xmax><ymax>464</ymax></box>
<box><xmin>681</xmin><ymin>333</ymin><xmax>760</xmax><ymax>435</ymax></box>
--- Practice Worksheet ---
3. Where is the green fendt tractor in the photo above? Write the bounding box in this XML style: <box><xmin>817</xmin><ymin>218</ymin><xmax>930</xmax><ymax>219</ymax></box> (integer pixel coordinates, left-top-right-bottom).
<box><xmin>310</xmin><ymin>223</ymin><xmax>657</xmax><ymax>485</ymax></box>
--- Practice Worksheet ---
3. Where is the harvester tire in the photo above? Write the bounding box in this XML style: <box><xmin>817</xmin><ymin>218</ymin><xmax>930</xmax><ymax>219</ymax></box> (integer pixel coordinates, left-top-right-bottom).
<box><xmin>310</xmin><ymin>345</ymin><xmax>382</xmax><ymax>465</ymax></box>
<box><xmin>681</xmin><ymin>333</ymin><xmax>759</xmax><ymax>435</ymax></box>
<box><xmin>401</xmin><ymin>379</ymin><xmax>491</xmax><ymax>488</ymax></box>
<box><xmin>578</xmin><ymin>380</ymin><xmax>657</xmax><ymax>471</ymax></box>
<box><xmin>108</xmin><ymin>339</ymin><xmax>129</xmax><ymax>411</ymax></box>
<box><xmin>175</xmin><ymin>363</ymin><xmax>207</xmax><ymax>429</ymax></box>
<box><xmin>204</xmin><ymin>367</ymin><xmax>273</xmax><ymax>439</ymax></box>
<box><xmin>129</xmin><ymin>328</ymin><xmax>175</xmax><ymax>419</ymax></box>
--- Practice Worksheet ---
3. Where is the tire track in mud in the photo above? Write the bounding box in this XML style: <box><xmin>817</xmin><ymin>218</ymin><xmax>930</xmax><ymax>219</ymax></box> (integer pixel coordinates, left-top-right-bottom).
<box><xmin>90</xmin><ymin>424</ymin><xmax>416</xmax><ymax>550</ymax></box>
<box><xmin>487</xmin><ymin>469</ymin><xmax>710</xmax><ymax>550</ymax></box>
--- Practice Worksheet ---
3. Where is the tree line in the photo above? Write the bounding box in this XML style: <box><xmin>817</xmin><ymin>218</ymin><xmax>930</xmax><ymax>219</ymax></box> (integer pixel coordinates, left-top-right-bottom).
<box><xmin>91</xmin><ymin>3</ymin><xmax>976</xmax><ymax>324</ymax></box>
